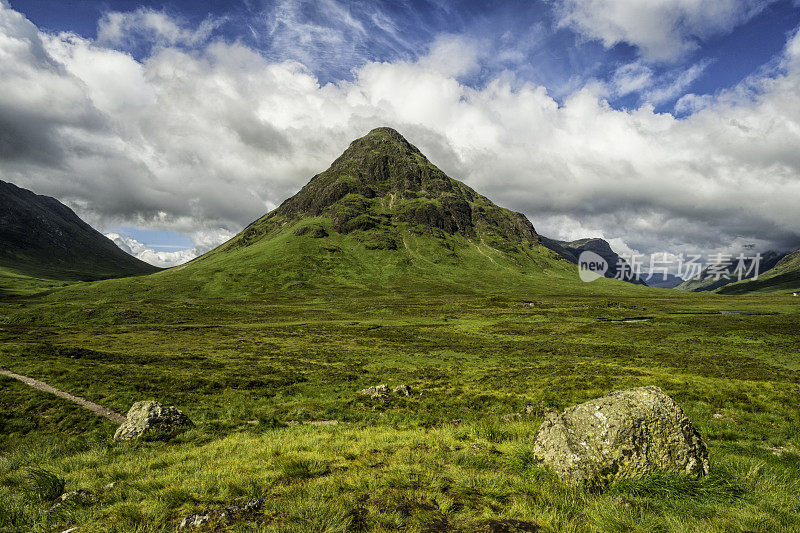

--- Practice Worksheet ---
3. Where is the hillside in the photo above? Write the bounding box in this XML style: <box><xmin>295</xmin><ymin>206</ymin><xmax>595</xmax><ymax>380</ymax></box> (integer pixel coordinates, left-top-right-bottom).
<box><xmin>132</xmin><ymin>127</ymin><xmax>626</xmax><ymax>297</ymax></box>
<box><xmin>540</xmin><ymin>237</ymin><xmax>647</xmax><ymax>285</ymax></box>
<box><xmin>718</xmin><ymin>249</ymin><xmax>800</xmax><ymax>294</ymax></box>
<box><xmin>676</xmin><ymin>251</ymin><xmax>785</xmax><ymax>292</ymax></box>
<box><xmin>0</xmin><ymin>180</ymin><xmax>159</xmax><ymax>281</ymax></box>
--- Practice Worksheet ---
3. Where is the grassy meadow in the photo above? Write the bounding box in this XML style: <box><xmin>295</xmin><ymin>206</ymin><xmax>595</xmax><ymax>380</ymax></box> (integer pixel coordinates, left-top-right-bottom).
<box><xmin>1</xmin><ymin>267</ymin><xmax>799</xmax><ymax>532</ymax></box>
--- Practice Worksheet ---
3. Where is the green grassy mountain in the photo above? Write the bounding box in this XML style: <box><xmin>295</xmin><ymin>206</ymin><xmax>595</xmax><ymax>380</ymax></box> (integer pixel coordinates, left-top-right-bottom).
<box><xmin>718</xmin><ymin>249</ymin><xmax>800</xmax><ymax>294</ymax></box>
<box><xmin>676</xmin><ymin>251</ymin><xmax>785</xmax><ymax>292</ymax></box>
<box><xmin>147</xmin><ymin>127</ymin><xmax>603</xmax><ymax>296</ymax></box>
<box><xmin>0</xmin><ymin>179</ymin><xmax>159</xmax><ymax>282</ymax></box>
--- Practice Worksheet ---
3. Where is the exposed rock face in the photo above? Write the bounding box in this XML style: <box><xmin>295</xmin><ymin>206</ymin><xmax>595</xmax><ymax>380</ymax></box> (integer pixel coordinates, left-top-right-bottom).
<box><xmin>533</xmin><ymin>386</ymin><xmax>709</xmax><ymax>486</ymax></box>
<box><xmin>114</xmin><ymin>401</ymin><xmax>194</xmax><ymax>441</ymax></box>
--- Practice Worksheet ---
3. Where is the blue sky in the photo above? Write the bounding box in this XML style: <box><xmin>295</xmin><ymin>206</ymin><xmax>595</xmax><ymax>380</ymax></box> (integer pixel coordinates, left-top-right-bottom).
<box><xmin>3</xmin><ymin>0</ymin><xmax>800</xmax><ymax>266</ymax></box>
<box><xmin>14</xmin><ymin>0</ymin><xmax>800</xmax><ymax>112</ymax></box>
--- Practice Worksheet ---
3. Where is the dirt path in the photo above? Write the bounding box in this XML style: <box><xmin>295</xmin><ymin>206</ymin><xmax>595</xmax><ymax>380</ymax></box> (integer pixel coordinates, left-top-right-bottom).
<box><xmin>0</xmin><ymin>369</ymin><xmax>126</xmax><ymax>423</ymax></box>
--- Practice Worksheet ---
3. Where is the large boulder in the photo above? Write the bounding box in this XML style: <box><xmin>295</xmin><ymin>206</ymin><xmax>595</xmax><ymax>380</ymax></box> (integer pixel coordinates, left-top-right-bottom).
<box><xmin>114</xmin><ymin>401</ymin><xmax>194</xmax><ymax>441</ymax></box>
<box><xmin>533</xmin><ymin>386</ymin><xmax>709</xmax><ymax>486</ymax></box>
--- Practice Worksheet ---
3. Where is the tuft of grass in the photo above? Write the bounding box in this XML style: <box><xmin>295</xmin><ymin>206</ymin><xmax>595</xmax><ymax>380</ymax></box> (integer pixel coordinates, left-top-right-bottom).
<box><xmin>278</xmin><ymin>457</ymin><xmax>331</xmax><ymax>480</ymax></box>
<box><xmin>608</xmin><ymin>468</ymin><xmax>747</xmax><ymax>503</ymax></box>
<box><xmin>23</xmin><ymin>468</ymin><xmax>65</xmax><ymax>503</ymax></box>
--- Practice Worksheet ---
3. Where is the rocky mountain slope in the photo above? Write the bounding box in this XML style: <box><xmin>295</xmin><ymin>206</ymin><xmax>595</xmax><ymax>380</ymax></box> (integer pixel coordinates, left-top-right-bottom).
<box><xmin>540</xmin><ymin>237</ymin><xmax>647</xmax><ymax>285</ymax></box>
<box><xmin>0</xmin><ymin>180</ymin><xmax>159</xmax><ymax>280</ymax></box>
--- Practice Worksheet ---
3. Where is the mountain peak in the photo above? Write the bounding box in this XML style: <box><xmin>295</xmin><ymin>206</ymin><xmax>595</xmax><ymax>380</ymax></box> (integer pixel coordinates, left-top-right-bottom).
<box><xmin>222</xmin><ymin>128</ymin><xmax>540</xmax><ymax>252</ymax></box>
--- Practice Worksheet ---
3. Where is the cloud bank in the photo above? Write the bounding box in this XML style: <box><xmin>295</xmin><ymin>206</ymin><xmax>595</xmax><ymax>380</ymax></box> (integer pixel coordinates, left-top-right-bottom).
<box><xmin>1</xmin><ymin>1</ymin><xmax>800</xmax><ymax>267</ymax></box>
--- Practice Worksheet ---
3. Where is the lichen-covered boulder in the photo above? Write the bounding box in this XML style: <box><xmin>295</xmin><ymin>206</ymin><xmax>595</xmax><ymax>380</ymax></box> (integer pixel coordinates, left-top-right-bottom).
<box><xmin>533</xmin><ymin>386</ymin><xmax>709</xmax><ymax>486</ymax></box>
<box><xmin>114</xmin><ymin>401</ymin><xmax>194</xmax><ymax>441</ymax></box>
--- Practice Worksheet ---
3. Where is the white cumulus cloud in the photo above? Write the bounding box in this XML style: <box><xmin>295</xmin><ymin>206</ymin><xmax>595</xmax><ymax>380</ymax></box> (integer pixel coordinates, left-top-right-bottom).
<box><xmin>554</xmin><ymin>0</ymin><xmax>780</xmax><ymax>62</ymax></box>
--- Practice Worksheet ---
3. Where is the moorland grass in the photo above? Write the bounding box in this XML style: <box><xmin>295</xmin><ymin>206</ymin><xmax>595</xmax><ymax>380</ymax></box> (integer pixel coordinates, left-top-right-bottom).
<box><xmin>1</xmin><ymin>277</ymin><xmax>799</xmax><ymax>531</ymax></box>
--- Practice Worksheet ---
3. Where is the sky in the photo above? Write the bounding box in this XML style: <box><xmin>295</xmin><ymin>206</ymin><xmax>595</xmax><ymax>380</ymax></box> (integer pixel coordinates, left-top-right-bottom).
<box><xmin>2</xmin><ymin>0</ymin><xmax>800</xmax><ymax>268</ymax></box>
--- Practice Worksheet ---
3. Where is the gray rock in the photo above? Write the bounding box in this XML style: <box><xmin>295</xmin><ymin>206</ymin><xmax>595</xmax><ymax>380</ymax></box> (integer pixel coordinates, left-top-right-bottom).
<box><xmin>114</xmin><ymin>401</ymin><xmax>194</xmax><ymax>441</ymax></box>
<box><xmin>178</xmin><ymin>498</ymin><xmax>261</xmax><ymax>530</ymax></box>
<box><xmin>55</xmin><ymin>489</ymin><xmax>93</xmax><ymax>506</ymax></box>
<box><xmin>533</xmin><ymin>386</ymin><xmax>709</xmax><ymax>486</ymax></box>
<box><xmin>392</xmin><ymin>384</ymin><xmax>412</xmax><ymax>396</ymax></box>
<box><xmin>360</xmin><ymin>384</ymin><xmax>389</xmax><ymax>398</ymax></box>
<box><xmin>502</xmin><ymin>412</ymin><xmax>522</xmax><ymax>422</ymax></box>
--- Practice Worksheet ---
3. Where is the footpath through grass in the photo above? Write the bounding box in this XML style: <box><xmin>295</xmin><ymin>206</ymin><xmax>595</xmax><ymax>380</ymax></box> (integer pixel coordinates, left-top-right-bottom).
<box><xmin>1</xmin><ymin>285</ymin><xmax>799</xmax><ymax>531</ymax></box>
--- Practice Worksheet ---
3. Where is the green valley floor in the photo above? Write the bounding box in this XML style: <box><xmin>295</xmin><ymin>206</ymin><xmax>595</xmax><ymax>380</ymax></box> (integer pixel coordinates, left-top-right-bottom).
<box><xmin>1</xmin><ymin>283</ymin><xmax>799</xmax><ymax>532</ymax></box>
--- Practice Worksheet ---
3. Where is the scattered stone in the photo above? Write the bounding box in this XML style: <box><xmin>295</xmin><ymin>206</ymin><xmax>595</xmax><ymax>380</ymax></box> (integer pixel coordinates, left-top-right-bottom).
<box><xmin>361</xmin><ymin>384</ymin><xmax>389</xmax><ymax>398</ymax></box>
<box><xmin>104</xmin><ymin>482</ymin><xmax>116</xmax><ymax>490</ymax></box>
<box><xmin>393</xmin><ymin>384</ymin><xmax>412</xmax><ymax>396</ymax></box>
<box><xmin>58</xmin><ymin>489</ymin><xmax>94</xmax><ymax>505</ymax></box>
<box><xmin>60</xmin><ymin>529</ymin><xmax>78</xmax><ymax>533</ymax></box>
<box><xmin>361</xmin><ymin>384</ymin><xmax>414</xmax><ymax>399</ymax></box>
<box><xmin>178</xmin><ymin>498</ymin><xmax>261</xmax><ymax>530</ymax></box>
<box><xmin>114</xmin><ymin>400</ymin><xmax>194</xmax><ymax>441</ymax></box>
<box><xmin>533</xmin><ymin>386</ymin><xmax>709</xmax><ymax>486</ymax></box>
<box><xmin>712</xmin><ymin>412</ymin><xmax>724</xmax><ymax>420</ymax></box>
<box><xmin>502</xmin><ymin>404</ymin><xmax>538</xmax><ymax>422</ymax></box>
<box><xmin>52</xmin><ymin>489</ymin><xmax>94</xmax><ymax>510</ymax></box>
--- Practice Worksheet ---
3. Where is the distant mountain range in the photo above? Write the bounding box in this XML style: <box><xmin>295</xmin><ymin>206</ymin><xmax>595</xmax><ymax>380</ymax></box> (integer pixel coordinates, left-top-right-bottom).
<box><xmin>719</xmin><ymin>250</ymin><xmax>800</xmax><ymax>294</ymax></box>
<box><xmin>643</xmin><ymin>273</ymin><xmax>685</xmax><ymax>289</ymax></box>
<box><xmin>676</xmin><ymin>251</ymin><xmax>786</xmax><ymax>292</ymax></box>
<box><xmin>540</xmin><ymin>237</ymin><xmax>647</xmax><ymax>285</ymax></box>
<box><xmin>0</xmin><ymin>179</ymin><xmax>158</xmax><ymax>281</ymax></box>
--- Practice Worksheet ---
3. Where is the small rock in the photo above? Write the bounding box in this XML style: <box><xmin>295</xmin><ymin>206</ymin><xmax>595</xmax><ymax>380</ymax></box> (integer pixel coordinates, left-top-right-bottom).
<box><xmin>712</xmin><ymin>413</ymin><xmax>723</xmax><ymax>420</ymax></box>
<box><xmin>60</xmin><ymin>529</ymin><xmax>79</xmax><ymax>533</ymax></box>
<box><xmin>57</xmin><ymin>489</ymin><xmax>93</xmax><ymax>505</ymax></box>
<box><xmin>104</xmin><ymin>482</ymin><xmax>116</xmax><ymax>490</ymax></box>
<box><xmin>360</xmin><ymin>384</ymin><xmax>390</xmax><ymax>398</ymax></box>
<box><xmin>533</xmin><ymin>386</ymin><xmax>709</xmax><ymax>486</ymax></box>
<box><xmin>114</xmin><ymin>400</ymin><xmax>194</xmax><ymax>441</ymax></box>
<box><xmin>502</xmin><ymin>412</ymin><xmax>522</xmax><ymax>422</ymax></box>
<box><xmin>392</xmin><ymin>384</ymin><xmax>412</xmax><ymax>396</ymax></box>
<box><xmin>179</xmin><ymin>498</ymin><xmax>261</xmax><ymax>530</ymax></box>
<box><xmin>179</xmin><ymin>514</ymin><xmax>209</xmax><ymax>530</ymax></box>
